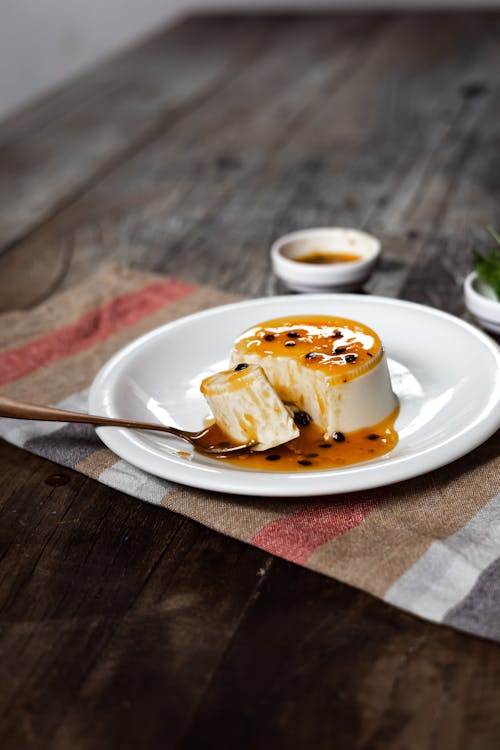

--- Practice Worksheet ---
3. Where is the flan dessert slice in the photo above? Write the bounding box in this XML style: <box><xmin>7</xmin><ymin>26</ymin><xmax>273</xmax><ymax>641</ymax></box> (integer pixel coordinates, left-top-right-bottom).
<box><xmin>230</xmin><ymin>315</ymin><xmax>397</xmax><ymax>439</ymax></box>
<box><xmin>200</xmin><ymin>363</ymin><xmax>299</xmax><ymax>451</ymax></box>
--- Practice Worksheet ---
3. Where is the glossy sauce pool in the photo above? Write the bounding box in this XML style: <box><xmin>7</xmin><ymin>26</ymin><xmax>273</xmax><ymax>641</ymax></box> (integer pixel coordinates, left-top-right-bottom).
<box><xmin>292</xmin><ymin>250</ymin><xmax>361</xmax><ymax>265</ymax></box>
<box><xmin>196</xmin><ymin>407</ymin><xmax>399</xmax><ymax>472</ymax></box>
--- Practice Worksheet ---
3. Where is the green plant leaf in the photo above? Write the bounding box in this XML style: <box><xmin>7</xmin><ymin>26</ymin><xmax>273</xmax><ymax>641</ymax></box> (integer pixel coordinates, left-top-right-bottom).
<box><xmin>473</xmin><ymin>240</ymin><xmax>500</xmax><ymax>299</ymax></box>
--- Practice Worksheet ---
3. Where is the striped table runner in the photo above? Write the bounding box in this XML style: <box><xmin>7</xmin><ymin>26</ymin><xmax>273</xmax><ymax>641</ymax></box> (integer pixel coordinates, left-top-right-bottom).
<box><xmin>1</xmin><ymin>265</ymin><xmax>499</xmax><ymax>641</ymax></box>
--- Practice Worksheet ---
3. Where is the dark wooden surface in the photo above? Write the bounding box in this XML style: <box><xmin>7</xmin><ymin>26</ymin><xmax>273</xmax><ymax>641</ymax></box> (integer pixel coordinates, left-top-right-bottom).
<box><xmin>1</xmin><ymin>13</ymin><xmax>500</xmax><ymax>749</ymax></box>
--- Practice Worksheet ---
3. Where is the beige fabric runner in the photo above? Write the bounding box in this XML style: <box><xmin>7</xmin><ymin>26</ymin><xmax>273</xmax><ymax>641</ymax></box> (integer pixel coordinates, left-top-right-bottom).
<box><xmin>0</xmin><ymin>265</ymin><xmax>499</xmax><ymax>641</ymax></box>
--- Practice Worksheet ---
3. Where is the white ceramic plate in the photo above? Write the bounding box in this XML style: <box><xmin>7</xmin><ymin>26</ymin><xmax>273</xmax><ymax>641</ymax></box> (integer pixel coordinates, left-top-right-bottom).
<box><xmin>89</xmin><ymin>295</ymin><xmax>500</xmax><ymax>497</ymax></box>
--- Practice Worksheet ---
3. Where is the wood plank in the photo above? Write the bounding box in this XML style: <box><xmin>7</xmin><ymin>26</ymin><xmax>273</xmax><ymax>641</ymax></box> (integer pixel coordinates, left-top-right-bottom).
<box><xmin>0</xmin><ymin>14</ymin><xmax>377</xmax><ymax>309</ymax></box>
<box><xmin>182</xmin><ymin>559</ymin><xmax>500</xmax><ymax>750</ymax></box>
<box><xmin>1</xmin><ymin>14</ymin><xmax>495</xmax><ymax>312</ymax></box>
<box><xmin>0</xmin><ymin>442</ymin><xmax>177</xmax><ymax>747</ymax></box>
<box><xmin>50</xmin><ymin>522</ymin><xmax>271</xmax><ymax>750</ymax></box>
<box><xmin>0</xmin><ymin>441</ymin><xmax>269</xmax><ymax>749</ymax></box>
<box><xmin>0</xmin><ymin>16</ymin><xmax>290</xmax><ymax>254</ymax></box>
<box><xmin>392</xmin><ymin>24</ymin><xmax>500</xmax><ymax>317</ymax></box>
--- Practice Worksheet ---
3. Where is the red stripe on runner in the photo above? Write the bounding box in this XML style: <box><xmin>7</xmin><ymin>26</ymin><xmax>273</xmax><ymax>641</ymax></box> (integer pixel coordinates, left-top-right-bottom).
<box><xmin>251</xmin><ymin>493</ymin><xmax>380</xmax><ymax>565</ymax></box>
<box><xmin>0</xmin><ymin>277</ymin><xmax>195</xmax><ymax>386</ymax></box>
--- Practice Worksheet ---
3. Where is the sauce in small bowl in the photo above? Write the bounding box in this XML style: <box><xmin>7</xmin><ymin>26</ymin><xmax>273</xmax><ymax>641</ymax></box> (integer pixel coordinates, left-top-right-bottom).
<box><xmin>271</xmin><ymin>227</ymin><xmax>381</xmax><ymax>292</ymax></box>
<box><xmin>294</xmin><ymin>250</ymin><xmax>362</xmax><ymax>265</ymax></box>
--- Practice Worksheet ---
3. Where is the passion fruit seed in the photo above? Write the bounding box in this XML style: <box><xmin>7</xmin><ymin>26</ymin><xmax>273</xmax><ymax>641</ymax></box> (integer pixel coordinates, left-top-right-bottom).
<box><xmin>266</xmin><ymin>454</ymin><xmax>281</xmax><ymax>461</ymax></box>
<box><xmin>285</xmin><ymin>341</ymin><xmax>296</xmax><ymax>347</ymax></box>
<box><xmin>294</xmin><ymin>411</ymin><xmax>311</xmax><ymax>427</ymax></box>
<box><xmin>287</xmin><ymin>331</ymin><xmax>300</xmax><ymax>338</ymax></box>
<box><xmin>234</xmin><ymin>363</ymin><xmax>249</xmax><ymax>371</ymax></box>
<box><xmin>345</xmin><ymin>354</ymin><xmax>357</xmax><ymax>363</ymax></box>
<box><xmin>305</xmin><ymin>352</ymin><xmax>317</xmax><ymax>360</ymax></box>
<box><xmin>319</xmin><ymin>443</ymin><xmax>333</xmax><ymax>448</ymax></box>
<box><xmin>367</xmin><ymin>434</ymin><xmax>380</xmax><ymax>440</ymax></box>
<box><xmin>331</xmin><ymin>331</ymin><xmax>343</xmax><ymax>338</ymax></box>
<box><xmin>298</xmin><ymin>459</ymin><xmax>312</xmax><ymax>466</ymax></box>
<box><xmin>333</xmin><ymin>432</ymin><xmax>346</xmax><ymax>442</ymax></box>
<box><xmin>334</xmin><ymin>346</ymin><xmax>347</xmax><ymax>354</ymax></box>
<box><xmin>264</xmin><ymin>334</ymin><xmax>275</xmax><ymax>341</ymax></box>
<box><xmin>305</xmin><ymin>453</ymin><xmax>319</xmax><ymax>458</ymax></box>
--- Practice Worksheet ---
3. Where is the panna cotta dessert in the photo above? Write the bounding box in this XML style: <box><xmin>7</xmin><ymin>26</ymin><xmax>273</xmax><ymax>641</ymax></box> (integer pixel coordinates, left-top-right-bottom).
<box><xmin>230</xmin><ymin>315</ymin><xmax>397</xmax><ymax>439</ymax></box>
<box><xmin>199</xmin><ymin>315</ymin><xmax>399</xmax><ymax>471</ymax></box>
<box><xmin>200</xmin><ymin>364</ymin><xmax>299</xmax><ymax>451</ymax></box>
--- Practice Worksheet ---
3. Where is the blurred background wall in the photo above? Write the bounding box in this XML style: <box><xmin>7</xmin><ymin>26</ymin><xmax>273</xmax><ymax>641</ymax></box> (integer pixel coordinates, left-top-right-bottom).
<box><xmin>1</xmin><ymin>0</ymin><xmax>500</xmax><ymax>121</ymax></box>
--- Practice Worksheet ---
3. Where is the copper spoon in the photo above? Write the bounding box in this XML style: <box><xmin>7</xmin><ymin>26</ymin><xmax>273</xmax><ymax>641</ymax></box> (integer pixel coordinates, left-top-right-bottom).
<box><xmin>0</xmin><ymin>396</ymin><xmax>254</xmax><ymax>456</ymax></box>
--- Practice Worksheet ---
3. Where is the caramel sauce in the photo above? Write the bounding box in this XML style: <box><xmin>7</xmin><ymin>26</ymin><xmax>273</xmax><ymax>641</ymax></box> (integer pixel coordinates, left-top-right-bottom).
<box><xmin>293</xmin><ymin>250</ymin><xmax>361</xmax><ymax>264</ymax></box>
<box><xmin>196</xmin><ymin>407</ymin><xmax>399</xmax><ymax>472</ymax></box>
<box><xmin>232</xmin><ymin>315</ymin><xmax>380</xmax><ymax>381</ymax></box>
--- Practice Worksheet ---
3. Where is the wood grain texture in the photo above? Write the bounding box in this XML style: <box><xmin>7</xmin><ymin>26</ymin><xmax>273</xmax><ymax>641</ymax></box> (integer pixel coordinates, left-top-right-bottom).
<box><xmin>2</xmin><ymin>15</ymin><xmax>500</xmax><ymax>310</ymax></box>
<box><xmin>1</xmin><ymin>13</ymin><xmax>500</xmax><ymax>750</ymax></box>
<box><xmin>0</xmin><ymin>17</ymin><xmax>283</xmax><ymax>255</ymax></box>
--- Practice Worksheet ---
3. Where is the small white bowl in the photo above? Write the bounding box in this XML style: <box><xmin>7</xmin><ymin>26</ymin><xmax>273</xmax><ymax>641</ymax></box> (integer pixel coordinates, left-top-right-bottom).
<box><xmin>271</xmin><ymin>227</ymin><xmax>381</xmax><ymax>293</ymax></box>
<box><xmin>464</xmin><ymin>271</ymin><xmax>500</xmax><ymax>335</ymax></box>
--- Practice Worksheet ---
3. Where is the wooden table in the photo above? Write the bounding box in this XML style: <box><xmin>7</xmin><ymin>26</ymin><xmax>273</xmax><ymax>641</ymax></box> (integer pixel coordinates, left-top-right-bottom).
<box><xmin>1</xmin><ymin>13</ymin><xmax>499</xmax><ymax>749</ymax></box>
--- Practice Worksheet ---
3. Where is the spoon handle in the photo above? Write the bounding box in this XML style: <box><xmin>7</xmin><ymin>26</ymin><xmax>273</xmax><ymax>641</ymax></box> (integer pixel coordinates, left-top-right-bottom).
<box><xmin>0</xmin><ymin>395</ymin><xmax>186</xmax><ymax>435</ymax></box>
